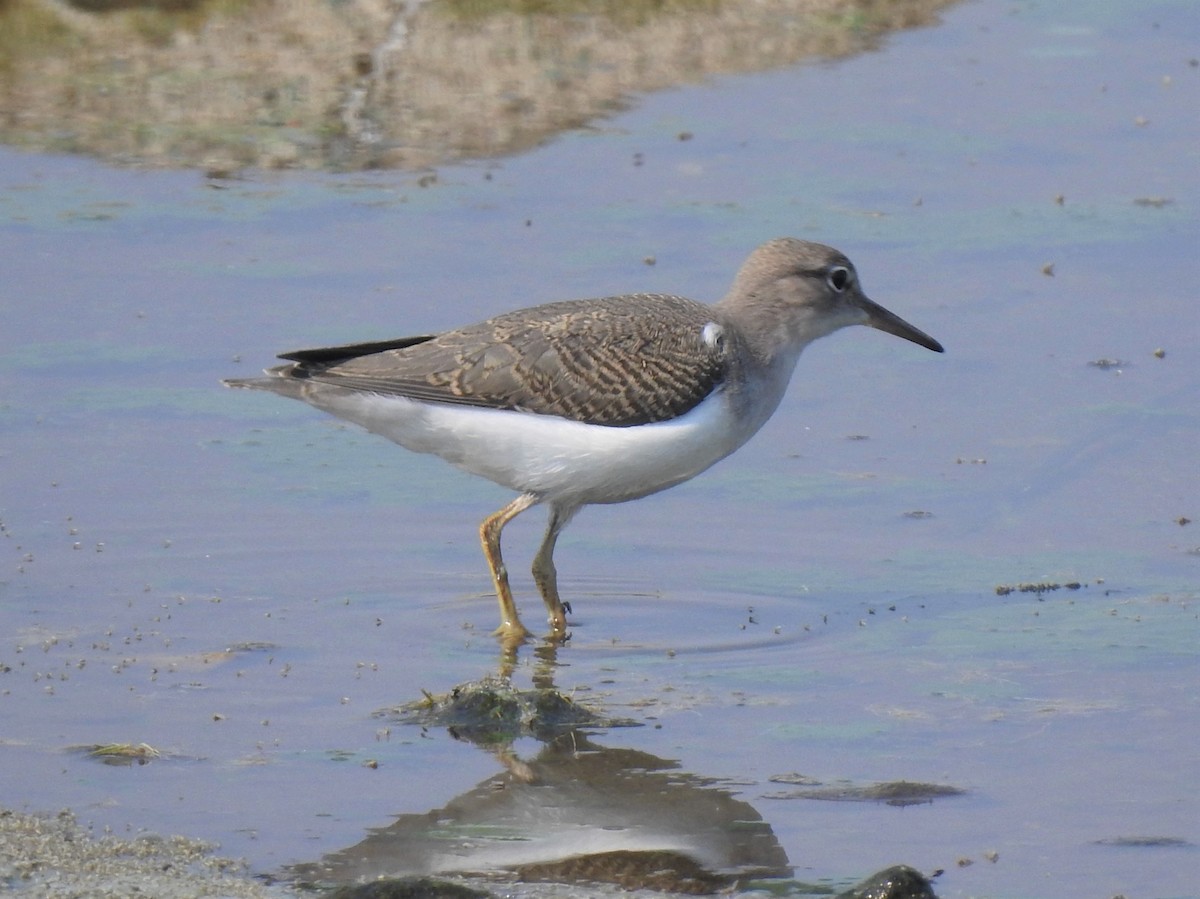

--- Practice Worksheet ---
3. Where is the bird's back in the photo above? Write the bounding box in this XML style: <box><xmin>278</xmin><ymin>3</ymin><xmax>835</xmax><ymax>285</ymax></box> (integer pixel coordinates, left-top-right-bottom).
<box><xmin>238</xmin><ymin>294</ymin><xmax>733</xmax><ymax>428</ymax></box>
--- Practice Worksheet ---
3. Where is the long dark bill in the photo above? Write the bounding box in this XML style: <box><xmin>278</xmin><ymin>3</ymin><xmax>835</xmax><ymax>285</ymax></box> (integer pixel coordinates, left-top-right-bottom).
<box><xmin>859</xmin><ymin>295</ymin><xmax>944</xmax><ymax>353</ymax></box>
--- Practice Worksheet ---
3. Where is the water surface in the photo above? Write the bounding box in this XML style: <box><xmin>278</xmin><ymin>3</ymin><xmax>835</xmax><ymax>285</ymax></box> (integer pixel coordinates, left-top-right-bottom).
<box><xmin>2</xmin><ymin>1</ymin><xmax>1197</xmax><ymax>897</ymax></box>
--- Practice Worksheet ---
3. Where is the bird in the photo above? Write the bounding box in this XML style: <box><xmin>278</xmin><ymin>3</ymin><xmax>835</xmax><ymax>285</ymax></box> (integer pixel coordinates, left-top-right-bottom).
<box><xmin>225</xmin><ymin>238</ymin><xmax>943</xmax><ymax>643</ymax></box>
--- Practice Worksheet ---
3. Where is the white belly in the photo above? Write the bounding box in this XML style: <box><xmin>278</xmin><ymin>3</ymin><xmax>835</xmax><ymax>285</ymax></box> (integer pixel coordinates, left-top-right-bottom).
<box><xmin>302</xmin><ymin>386</ymin><xmax>759</xmax><ymax>506</ymax></box>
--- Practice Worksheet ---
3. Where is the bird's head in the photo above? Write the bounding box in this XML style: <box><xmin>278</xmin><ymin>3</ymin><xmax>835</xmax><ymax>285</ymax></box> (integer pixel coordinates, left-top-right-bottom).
<box><xmin>720</xmin><ymin>238</ymin><xmax>944</xmax><ymax>358</ymax></box>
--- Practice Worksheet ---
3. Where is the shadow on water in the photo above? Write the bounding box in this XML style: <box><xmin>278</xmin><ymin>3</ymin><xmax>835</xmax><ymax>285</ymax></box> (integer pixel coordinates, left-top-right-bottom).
<box><xmin>292</xmin><ymin>641</ymin><xmax>944</xmax><ymax>898</ymax></box>
<box><xmin>296</xmin><ymin>641</ymin><xmax>790</xmax><ymax>891</ymax></box>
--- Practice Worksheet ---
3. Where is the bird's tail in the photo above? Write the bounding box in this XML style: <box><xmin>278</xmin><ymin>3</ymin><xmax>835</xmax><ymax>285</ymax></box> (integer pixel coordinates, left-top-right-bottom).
<box><xmin>222</xmin><ymin>367</ymin><xmax>308</xmax><ymax>399</ymax></box>
<box><xmin>222</xmin><ymin>377</ymin><xmax>267</xmax><ymax>389</ymax></box>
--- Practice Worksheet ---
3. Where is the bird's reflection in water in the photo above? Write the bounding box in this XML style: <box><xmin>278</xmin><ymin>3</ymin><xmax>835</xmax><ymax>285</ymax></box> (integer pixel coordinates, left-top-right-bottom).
<box><xmin>292</xmin><ymin>639</ymin><xmax>791</xmax><ymax>893</ymax></box>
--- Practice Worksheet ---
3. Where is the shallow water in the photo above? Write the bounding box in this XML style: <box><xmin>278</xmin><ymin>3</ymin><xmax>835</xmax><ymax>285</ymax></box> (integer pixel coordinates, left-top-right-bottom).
<box><xmin>2</xmin><ymin>1</ymin><xmax>1198</xmax><ymax>897</ymax></box>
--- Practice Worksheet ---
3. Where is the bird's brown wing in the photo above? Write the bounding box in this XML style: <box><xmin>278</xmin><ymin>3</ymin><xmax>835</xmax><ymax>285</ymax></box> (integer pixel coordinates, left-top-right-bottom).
<box><xmin>280</xmin><ymin>295</ymin><xmax>730</xmax><ymax>427</ymax></box>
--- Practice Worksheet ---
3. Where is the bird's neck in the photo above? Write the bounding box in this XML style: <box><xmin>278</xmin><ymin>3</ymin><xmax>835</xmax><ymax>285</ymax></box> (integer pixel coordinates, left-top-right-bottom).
<box><xmin>726</xmin><ymin>335</ymin><xmax>805</xmax><ymax>438</ymax></box>
<box><xmin>716</xmin><ymin>295</ymin><xmax>820</xmax><ymax>368</ymax></box>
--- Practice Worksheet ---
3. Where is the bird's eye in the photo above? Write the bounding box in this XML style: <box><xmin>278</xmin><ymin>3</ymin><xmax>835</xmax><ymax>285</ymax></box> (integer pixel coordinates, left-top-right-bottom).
<box><xmin>827</xmin><ymin>265</ymin><xmax>852</xmax><ymax>293</ymax></box>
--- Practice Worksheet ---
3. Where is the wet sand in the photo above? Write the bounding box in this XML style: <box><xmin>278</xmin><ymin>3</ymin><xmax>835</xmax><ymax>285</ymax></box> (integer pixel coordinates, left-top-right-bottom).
<box><xmin>0</xmin><ymin>806</ymin><xmax>291</xmax><ymax>898</ymax></box>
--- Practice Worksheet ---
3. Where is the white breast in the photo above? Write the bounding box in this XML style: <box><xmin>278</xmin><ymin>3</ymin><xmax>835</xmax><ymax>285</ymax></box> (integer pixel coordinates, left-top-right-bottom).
<box><xmin>303</xmin><ymin>385</ymin><xmax>754</xmax><ymax>505</ymax></box>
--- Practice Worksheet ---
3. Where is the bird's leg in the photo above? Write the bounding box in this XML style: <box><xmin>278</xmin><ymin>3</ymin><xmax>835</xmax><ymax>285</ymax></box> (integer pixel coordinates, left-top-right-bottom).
<box><xmin>531</xmin><ymin>502</ymin><xmax>579</xmax><ymax>636</ymax></box>
<box><xmin>479</xmin><ymin>493</ymin><xmax>540</xmax><ymax>642</ymax></box>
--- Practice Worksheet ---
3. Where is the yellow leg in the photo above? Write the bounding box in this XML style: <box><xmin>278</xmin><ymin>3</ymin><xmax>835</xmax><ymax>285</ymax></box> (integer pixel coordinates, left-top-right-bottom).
<box><xmin>531</xmin><ymin>502</ymin><xmax>578</xmax><ymax>636</ymax></box>
<box><xmin>479</xmin><ymin>493</ymin><xmax>540</xmax><ymax>641</ymax></box>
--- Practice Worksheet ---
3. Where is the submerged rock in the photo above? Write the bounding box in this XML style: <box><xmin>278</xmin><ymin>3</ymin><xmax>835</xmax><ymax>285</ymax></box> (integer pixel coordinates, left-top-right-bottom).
<box><xmin>327</xmin><ymin>877</ymin><xmax>491</xmax><ymax>899</ymax></box>
<box><xmin>837</xmin><ymin>864</ymin><xmax>940</xmax><ymax>899</ymax></box>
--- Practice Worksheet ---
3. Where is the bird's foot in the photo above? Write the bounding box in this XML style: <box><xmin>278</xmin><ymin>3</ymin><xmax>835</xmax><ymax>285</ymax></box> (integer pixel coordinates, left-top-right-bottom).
<box><xmin>492</xmin><ymin>621</ymin><xmax>534</xmax><ymax>650</ymax></box>
<box><xmin>545</xmin><ymin>600</ymin><xmax>572</xmax><ymax>638</ymax></box>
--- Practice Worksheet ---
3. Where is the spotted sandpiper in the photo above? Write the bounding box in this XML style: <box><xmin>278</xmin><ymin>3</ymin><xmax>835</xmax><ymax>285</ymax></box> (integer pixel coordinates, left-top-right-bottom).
<box><xmin>226</xmin><ymin>238</ymin><xmax>942</xmax><ymax>642</ymax></box>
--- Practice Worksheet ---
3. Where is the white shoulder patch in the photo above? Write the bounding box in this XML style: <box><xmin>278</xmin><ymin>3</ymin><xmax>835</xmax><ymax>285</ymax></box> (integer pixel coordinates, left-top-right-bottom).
<box><xmin>701</xmin><ymin>321</ymin><xmax>725</xmax><ymax>350</ymax></box>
